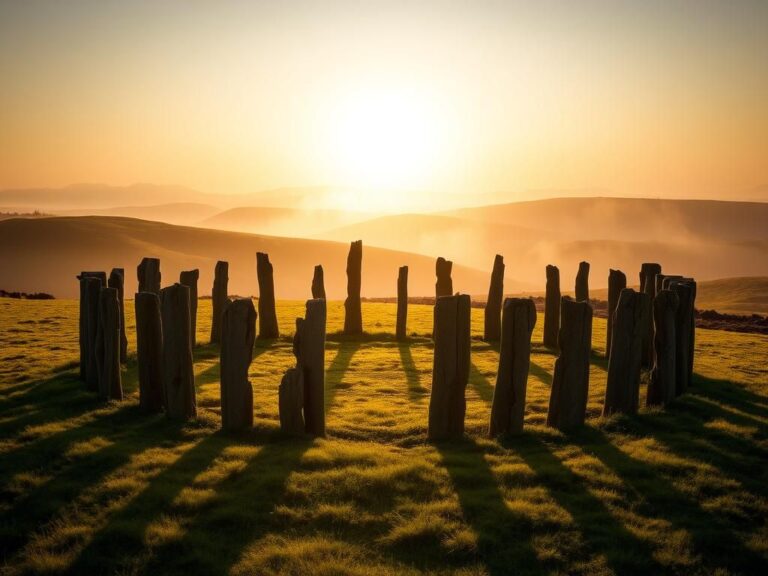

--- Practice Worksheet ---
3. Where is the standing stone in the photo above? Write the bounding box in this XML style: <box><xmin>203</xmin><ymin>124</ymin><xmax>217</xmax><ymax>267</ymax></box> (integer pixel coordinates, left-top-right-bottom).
<box><xmin>220</xmin><ymin>298</ymin><xmax>256</xmax><ymax>431</ymax></box>
<box><xmin>210</xmin><ymin>260</ymin><xmax>229</xmax><ymax>344</ymax></box>
<box><xmin>161</xmin><ymin>283</ymin><xmax>197</xmax><ymax>420</ymax></box>
<box><xmin>81</xmin><ymin>276</ymin><xmax>104</xmax><ymax>391</ymax></box>
<box><xmin>297</xmin><ymin>299</ymin><xmax>327</xmax><ymax>436</ymax></box>
<box><xmin>546</xmin><ymin>298</ymin><xmax>593</xmax><ymax>430</ymax></box>
<box><xmin>575</xmin><ymin>261</ymin><xmax>590</xmax><ymax>302</ymax></box>
<box><xmin>179</xmin><ymin>269</ymin><xmax>199</xmax><ymax>349</ymax></box>
<box><xmin>666</xmin><ymin>278</ymin><xmax>697</xmax><ymax>396</ymax></box>
<box><xmin>279</xmin><ymin>367</ymin><xmax>305</xmax><ymax>435</ymax></box>
<box><xmin>135</xmin><ymin>292</ymin><xmax>163</xmax><ymax>413</ymax></box>
<box><xmin>656</xmin><ymin>274</ymin><xmax>681</xmax><ymax>296</ymax></box>
<box><xmin>96</xmin><ymin>287</ymin><xmax>122</xmax><ymax>401</ymax></box>
<box><xmin>108</xmin><ymin>268</ymin><xmax>128</xmax><ymax>363</ymax></box>
<box><xmin>603</xmin><ymin>289</ymin><xmax>649</xmax><ymax>415</ymax></box>
<box><xmin>428</xmin><ymin>294</ymin><xmax>471</xmax><ymax>440</ymax></box>
<box><xmin>647</xmin><ymin>289</ymin><xmax>679</xmax><ymax>407</ymax></box>
<box><xmin>343</xmin><ymin>240</ymin><xmax>363</xmax><ymax>335</ymax></box>
<box><xmin>489</xmin><ymin>298</ymin><xmax>537</xmax><ymax>436</ymax></box>
<box><xmin>256</xmin><ymin>252</ymin><xmax>279</xmax><ymax>339</ymax></box>
<box><xmin>606</xmin><ymin>269</ymin><xmax>627</xmax><ymax>358</ymax></box>
<box><xmin>396</xmin><ymin>266</ymin><xmax>408</xmax><ymax>340</ymax></box>
<box><xmin>77</xmin><ymin>271</ymin><xmax>106</xmax><ymax>381</ymax></box>
<box><xmin>543</xmin><ymin>265</ymin><xmax>561</xmax><ymax>349</ymax></box>
<box><xmin>484</xmin><ymin>255</ymin><xmax>505</xmax><ymax>341</ymax></box>
<box><xmin>435</xmin><ymin>257</ymin><xmax>453</xmax><ymax>298</ymax></box>
<box><xmin>311</xmin><ymin>265</ymin><xmax>326</xmax><ymax>299</ymax></box>
<box><xmin>640</xmin><ymin>262</ymin><xmax>662</xmax><ymax>367</ymax></box>
<box><xmin>137</xmin><ymin>257</ymin><xmax>161</xmax><ymax>295</ymax></box>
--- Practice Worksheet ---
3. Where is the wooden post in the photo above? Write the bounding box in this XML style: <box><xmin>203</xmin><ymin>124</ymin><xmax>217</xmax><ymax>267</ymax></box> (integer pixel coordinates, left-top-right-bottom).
<box><xmin>220</xmin><ymin>298</ymin><xmax>256</xmax><ymax>431</ymax></box>
<box><xmin>298</xmin><ymin>299</ymin><xmax>327</xmax><ymax>436</ymax></box>
<box><xmin>210</xmin><ymin>260</ymin><xmax>229</xmax><ymax>344</ymax></box>
<box><xmin>428</xmin><ymin>294</ymin><xmax>471</xmax><ymax>440</ymax></box>
<box><xmin>179</xmin><ymin>269</ymin><xmax>199</xmax><ymax>349</ymax></box>
<box><xmin>606</xmin><ymin>269</ymin><xmax>627</xmax><ymax>359</ymax></box>
<box><xmin>96</xmin><ymin>287</ymin><xmax>123</xmax><ymax>401</ymax></box>
<box><xmin>137</xmin><ymin>257</ymin><xmax>161</xmax><ymax>295</ymax></box>
<box><xmin>484</xmin><ymin>254</ymin><xmax>505</xmax><ymax>341</ymax></box>
<box><xmin>161</xmin><ymin>283</ymin><xmax>197</xmax><ymax>420</ymax></box>
<box><xmin>575</xmin><ymin>261</ymin><xmax>590</xmax><ymax>302</ymax></box>
<box><xmin>311</xmin><ymin>264</ymin><xmax>326</xmax><ymax>299</ymax></box>
<box><xmin>603</xmin><ymin>289</ymin><xmax>649</xmax><ymax>415</ymax></box>
<box><xmin>489</xmin><ymin>298</ymin><xmax>537</xmax><ymax>436</ymax></box>
<box><xmin>135</xmin><ymin>292</ymin><xmax>164</xmax><ymax>413</ymax></box>
<box><xmin>396</xmin><ymin>266</ymin><xmax>408</xmax><ymax>340</ymax></box>
<box><xmin>435</xmin><ymin>257</ymin><xmax>453</xmax><ymax>298</ymax></box>
<box><xmin>546</xmin><ymin>298</ymin><xmax>593</xmax><ymax>429</ymax></box>
<box><xmin>543</xmin><ymin>265</ymin><xmax>560</xmax><ymax>349</ymax></box>
<box><xmin>343</xmin><ymin>240</ymin><xmax>363</xmax><ymax>334</ymax></box>
<box><xmin>108</xmin><ymin>268</ymin><xmax>128</xmax><ymax>363</ymax></box>
<box><xmin>647</xmin><ymin>289</ymin><xmax>678</xmax><ymax>407</ymax></box>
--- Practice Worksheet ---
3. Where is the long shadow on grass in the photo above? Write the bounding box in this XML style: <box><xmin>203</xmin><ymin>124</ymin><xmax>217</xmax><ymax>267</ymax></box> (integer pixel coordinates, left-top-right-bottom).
<box><xmin>566</xmin><ymin>425</ymin><xmax>767</xmax><ymax>574</ymax></box>
<box><xmin>510</xmin><ymin>433</ymin><xmax>665</xmax><ymax>575</ymax></box>
<box><xmin>397</xmin><ymin>341</ymin><xmax>428</xmax><ymax>400</ymax></box>
<box><xmin>325</xmin><ymin>341</ymin><xmax>361</xmax><ymax>411</ymax></box>
<box><xmin>528</xmin><ymin>360</ymin><xmax>553</xmax><ymax>388</ymax></box>
<box><xmin>469</xmin><ymin>363</ymin><xmax>495</xmax><ymax>404</ymax></box>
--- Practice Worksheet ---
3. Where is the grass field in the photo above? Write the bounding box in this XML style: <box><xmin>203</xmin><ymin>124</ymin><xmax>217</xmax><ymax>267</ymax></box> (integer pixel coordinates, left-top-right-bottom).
<box><xmin>1</xmin><ymin>298</ymin><xmax>767</xmax><ymax>575</ymax></box>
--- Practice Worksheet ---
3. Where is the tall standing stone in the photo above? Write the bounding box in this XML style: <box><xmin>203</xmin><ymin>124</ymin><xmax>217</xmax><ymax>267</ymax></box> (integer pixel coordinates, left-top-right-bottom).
<box><xmin>606</xmin><ymin>269</ymin><xmax>627</xmax><ymax>358</ymax></box>
<box><xmin>543</xmin><ymin>265</ymin><xmax>561</xmax><ymax>349</ymax></box>
<box><xmin>220</xmin><ymin>298</ymin><xmax>256</xmax><ymax>431</ymax></box>
<box><xmin>279</xmin><ymin>367</ymin><xmax>305</xmax><ymax>435</ymax></box>
<box><xmin>210</xmin><ymin>260</ymin><xmax>229</xmax><ymax>344</ymax></box>
<box><xmin>435</xmin><ymin>257</ymin><xmax>453</xmax><ymax>298</ymax></box>
<box><xmin>161</xmin><ymin>283</ymin><xmax>197</xmax><ymax>420</ymax></box>
<box><xmin>343</xmin><ymin>240</ymin><xmax>363</xmax><ymax>335</ymax></box>
<box><xmin>78</xmin><ymin>271</ymin><xmax>106</xmax><ymax>381</ymax></box>
<box><xmin>666</xmin><ymin>278</ymin><xmax>697</xmax><ymax>396</ymax></box>
<box><xmin>256</xmin><ymin>252</ymin><xmax>279</xmax><ymax>339</ymax></box>
<box><xmin>81</xmin><ymin>275</ymin><xmax>104</xmax><ymax>391</ymax></box>
<box><xmin>297</xmin><ymin>299</ymin><xmax>327</xmax><ymax>436</ymax></box>
<box><xmin>396</xmin><ymin>265</ymin><xmax>408</xmax><ymax>340</ymax></box>
<box><xmin>96</xmin><ymin>287</ymin><xmax>123</xmax><ymax>401</ymax></box>
<box><xmin>484</xmin><ymin>254</ymin><xmax>505</xmax><ymax>341</ymax></box>
<box><xmin>135</xmin><ymin>292</ymin><xmax>163</xmax><ymax>413</ymax></box>
<box><xmin>428</xmin><ymin>294</ymin><xmax>471</xmax><ymax>440</ymax></box>
<box><xmin>311</xmin><ymin>265</ymin><xmax>326</xmax><ymax>299</ymax></box>
<box><xmin>108</xmin><ymin>268</ymin><xmax>128</xmax><ymax>363</ymax></box>
<box><xmin>489</xmin><ymin>298</ymin><xmax>537</xmax><ymax>436</ymax></box>
<box><xmin>603</xmin><ymin>289</ymin><xmax>649</xmax><ymax>415</ymax></box>
<box><xmin>546</xmin><ymin>298</ymin><xmax>593</xmax><ymax>430</ymax></box>
<box><xmin>137</xmin><ymin>257</ymin><xmax>161</xmax><ymax>295</ymax></box>
<box><xmin>647</xmin><ymin>289</ymin><xmax>678</xmax><ymax>407</ymax></box>
<box><xmin>575</xmin><ymin>261</ymin><xmax>590</xmax><ymax>302</ymax></box>
<box><xmin>179</xmin><ymin>269</ymin><xmax>199</xmax><ymax>349</ymax></box>
<box><xmin>640</xmin><ymin>262</ymin><xmax>662</xmax><ymax>367</ymax></box>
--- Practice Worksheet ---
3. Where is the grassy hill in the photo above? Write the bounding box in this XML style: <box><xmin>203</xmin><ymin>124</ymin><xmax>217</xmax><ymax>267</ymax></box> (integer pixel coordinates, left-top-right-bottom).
<box><xmin>55</xmin><ymin>203</ymin><xmax>221</xmax><ymax>226</ymax></box>
<box><xmin>0</xmin><ymin>298</ymin><xmax>766</xmax><ymax>574</ymax></box>
<box><xmin>0</xmin><ymin>216</ymin><xmax>501</xmax><ymax>300</ymax></box>
<box><xmin>198</xmin><ymin>206</ymin><xmax>373</xmax><ymax>236</ymax></box>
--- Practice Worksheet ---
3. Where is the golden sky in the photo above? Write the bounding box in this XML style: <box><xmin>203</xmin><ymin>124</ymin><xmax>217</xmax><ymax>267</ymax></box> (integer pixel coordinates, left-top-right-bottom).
<box><xmin>1</xmin><ymin>0</ymin><xmax>766</xmax><ymax>207</ymax></box>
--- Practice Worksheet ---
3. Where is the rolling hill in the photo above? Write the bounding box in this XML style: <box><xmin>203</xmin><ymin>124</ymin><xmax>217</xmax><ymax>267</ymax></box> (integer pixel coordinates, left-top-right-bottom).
<box><xmin>0</xmin><ymin>216</ymin><xmax>510</xmax><ymax>299</ymax></box>
<box><xmin>198</xmin><ymin>207</ymin><xmax>373</xmax><ymax>236</ymax></box>
<box><xmin>54</xmin><ymin>203</ymin><xmax>221</xmax><ymax>225</ymax></box>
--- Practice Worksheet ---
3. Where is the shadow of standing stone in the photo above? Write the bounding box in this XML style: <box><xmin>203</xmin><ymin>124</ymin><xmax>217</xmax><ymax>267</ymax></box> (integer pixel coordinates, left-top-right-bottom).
<box><xmin>135</xmin><ymin>292</ymin><xmax>163</xmax><ymax>413</ymax></box>
<box><xmin>484</xmin><ymin>254</ymin><xmax>504</xmax><ymax>342</ymax></box>
<box><xmin>343</xmin><ymin>240</ymin><xmax>363</xmax><ymax>335</ymax></box>
<box><xmin>161</xmin><ymin>283</ymin><xmax>196</xmax><ymax>420</ymax></box>
<box><xmin>220</xmin><ymin>298</ymin><xmax>256</xmax><ymax>431</ymax></box>
<box><xmin>543</xmin><ymin>264</ymin><xmax>560</xmax><ymax>349</ymax></box>
<box><xmin>256</xmin><ymin>252</ymin><xmax>279</xmax><ymax>339</ymax></box>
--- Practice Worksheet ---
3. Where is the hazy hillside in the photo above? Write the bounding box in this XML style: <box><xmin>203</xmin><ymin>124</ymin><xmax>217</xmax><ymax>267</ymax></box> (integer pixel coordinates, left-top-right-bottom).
<box><xmin>0</xmin><ymin>216</ymin><xmax>508</xmax><ymax>299</ymax></box>
<box><xmin>198</xmin><ymin>206</ymin><xmax>373</xmax><ymax>236</ymax></box>
<box><xmin>55</xmin><ymin>203</ymin><xmax>221</xmax><ymax>225</ymax></box>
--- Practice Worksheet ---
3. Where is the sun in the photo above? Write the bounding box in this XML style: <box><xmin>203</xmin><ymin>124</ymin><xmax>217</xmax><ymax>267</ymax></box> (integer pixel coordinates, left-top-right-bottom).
<box><xmin>328</xmin><ymin>86</ymin><xmax>445</xmax><ymax>208</ymax></box>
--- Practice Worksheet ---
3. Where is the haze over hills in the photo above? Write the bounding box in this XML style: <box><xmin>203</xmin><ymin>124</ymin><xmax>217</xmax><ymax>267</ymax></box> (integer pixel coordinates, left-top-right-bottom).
<box><xmin>54</xmin><ymin>203</ymin><xmax>222</xmax><ymax>226</ymax></box>
<box><xmin>199</xmin><ymin>207</ymin><xmax>374</xmax><ymax>236</ymax></box>
<box><xmin>0</xmin><ymin>216</ymin><xmax>511</xmax><ymax>300</ymax></box>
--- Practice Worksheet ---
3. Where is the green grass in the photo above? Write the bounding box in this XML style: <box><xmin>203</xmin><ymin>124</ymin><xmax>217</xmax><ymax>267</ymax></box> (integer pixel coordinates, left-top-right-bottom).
<box><xmin>1</xmin><ymin>297</ymin><xmax>766</xmax><ymax>575</ymax></box>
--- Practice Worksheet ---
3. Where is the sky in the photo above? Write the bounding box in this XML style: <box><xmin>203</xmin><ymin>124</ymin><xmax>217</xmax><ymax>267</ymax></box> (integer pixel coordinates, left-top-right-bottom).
<box><xmin>1</xmin><ymin>0</ymin><xmax>766</xmax><ymax>209</ymax></box>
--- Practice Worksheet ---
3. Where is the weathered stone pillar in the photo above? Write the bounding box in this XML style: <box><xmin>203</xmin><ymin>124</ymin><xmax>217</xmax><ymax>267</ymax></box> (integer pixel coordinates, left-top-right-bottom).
<box><xmin>489</xmin><ymin>298</ymin><xmax>537</xmax><ymax>436</ymax></box>
<box><xmin>179</xmin><ymin>269</ymin><xmax>199</xmax><ymax>349</ymax></box>
<box><xmin>108</xmin><ymin>268</ymin><xmax>128</xmax><ymax>363</ymax></box>
<box><xmin>655</xmin><ymin>274</ymin><xmax>681</xmax><ymax>296</ymax></box>
<box><xmin>311</xmin><ymin>264</ymin><xmax>326</xmax><ymax>299</ymax></box>
<box><xmin>396</xmin><ymin>265</ymin><xmax>408</xmax><ymax>340</ymax></box>
<box><xmin>647</xmin><ymin>289</ymin><xmax>678</xmax><ymax>407</ymax></box>
<box><xmin>603</xmin><ymin>289</ymin><xmax>649</xmax><ymax>415</ymax></box>
<box><xmin>78</xmin><ymin>271</ymin><xmax>106</xmax><ymax>381</ymax></box>
<box><xmin>297</xmin><ymin>299</ymin><xmax>327</xmax><ymax>436</ymax></box>
<box><xmin>343</xmin><ymin>240</ymin><xmax>363</xmax><ymax>335</ymax></box>
<box><xmin>546</xmin><ymin>297</ymin><xmax>593</xmax><ymax>429</ymax></box>
<box><xmin>279</xmin><ymin>367</ymin><xmax>305</xmax><ymax>435</ymax></box>
<box><xmin>543</xmin><ymin>265</ymin><xmax>561</xmax><ymax>349</ymax></box>
<box><xmin>640</xmin><ymin>262</ymin><xmax>662</xmax><ymax>367</ymax></box>
<box><xmin>606</xmin><ymin>269</ymin><xmax>627</xmax><ymax>359</ymax></box>
<box><xmin>256</xmin><ymin>252</ymin><xmax>279</xmax><ymax>339</ymax></box>
<box><xmin>220</xmin><ymin>298</ymin><xmax>256</xmax><ymax>431</ymax></box>
<box><xmin>666</xmin><ymin>278</ymin><xmax>696</xmax><ymax>396</ymax></box>
<box><xmin>96</xmin><ymin>287</ymin><xmax>123</xmax><ymax>401</ymax></box>
<box><xmin>484</xmin><ymin>254</ymin><xmax>505</xmax><ymax>341</ymax></box>
<box><xmin>210</xmin><ymin>260</ymin><xmax>229</xmax><ymax>344</ymax></box>
<box><xmin>137</xmin><ymin>257</ymin><xmax>161</xmax><ymax>295</ymax></box>
<box><xmin>161</xmin><ymin>283</ymin><xmax>197</xmax><ymax>420</ymax></box>
<box><xmin>135</xmin><ymin>292</ymin><xmax>163</xmax><ymax>413</ymax></box>
<box><xmin>81</xmin><ymin>275</ymin><xmax>104</xmax><ymax>391</ymax></box>
<box><xmin>435</xmin><ymin>257</ymin><xmax>453</xmax><ymax>298</ymax></box>
<box><xmin>575</xmin><ymin>261</ymin><xmax>590</xmax><ymax>302</ymax></box>
<box><xmin>428</xmin><ymin>294</ymin><xmax>471</xmax><ymax>440</ymax></box>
